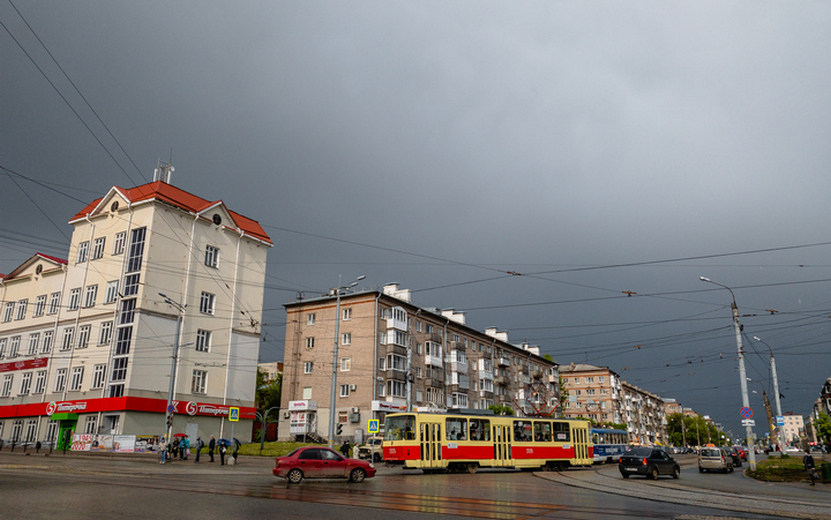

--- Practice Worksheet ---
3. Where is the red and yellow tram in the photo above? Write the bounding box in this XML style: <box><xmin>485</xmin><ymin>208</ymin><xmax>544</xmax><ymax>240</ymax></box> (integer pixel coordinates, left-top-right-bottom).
<box><xmin>382</xmin><ymin>411</ymin><xmax>592</xmax><ymax>473</ymax></box>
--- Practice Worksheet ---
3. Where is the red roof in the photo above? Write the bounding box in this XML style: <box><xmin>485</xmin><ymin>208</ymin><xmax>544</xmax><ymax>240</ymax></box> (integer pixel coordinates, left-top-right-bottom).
<box><xmin>71</xmin><ymin>181</ymin><xmax>272</xmax><ymax>245</ymax></box>
<box><xmin>36</xmin><ymin>253</ymin><xmax>68</xmax><ymax>265</ymax></box>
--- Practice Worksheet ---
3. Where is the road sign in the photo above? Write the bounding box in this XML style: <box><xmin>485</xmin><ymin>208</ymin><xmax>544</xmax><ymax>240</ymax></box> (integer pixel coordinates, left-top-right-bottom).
<box><xmin>742</xmin><ymin>419</ymin><xmax>756</xmax><ymax>427</ymax></box>
<box><xmin>740</xmin><ymin>407</ymin><xmax>753</xmax><ymax>419</ymax></box>
<box><xmin>776</xmin><ymin>415</ymin><xmax>785</xmax><ymax>426</ymax></box>
<box><xmin>167</xmin><ymin>404</ymin><xmax>176</xmax><ymax>414</ymax></box>
<box><xmin>229</xmin><ymin>407</ymin><xmax>240</xmax><ymax>422</ymax></box>
<box><xmin>368</xmin><ymin>419</ymin><xmax>379</xmax><ymax>433</ymax></box>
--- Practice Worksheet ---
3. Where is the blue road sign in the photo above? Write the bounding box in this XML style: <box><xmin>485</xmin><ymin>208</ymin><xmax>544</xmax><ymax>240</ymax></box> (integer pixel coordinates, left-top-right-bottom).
<box><xmin>740</xmin><ymin>407</ymin><xmax>753</xmax><ymax>419</ymax></box>
<box><xmin>229</xmin><ymin>407</ymin><xmax>240</xmax><ymax>422</ymax></box>
<box><xmin>368</xmin><ymin>419</ymin><xmax>379</xmax><ymax>433</ymax></box>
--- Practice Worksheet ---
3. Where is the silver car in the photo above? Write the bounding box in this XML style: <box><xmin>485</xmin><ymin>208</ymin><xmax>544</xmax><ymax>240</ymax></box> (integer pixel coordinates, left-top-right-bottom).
<box><xmin>698</xmin><ymin>447</ymin><xmax>734</xmax><ymax>473</ymax></box>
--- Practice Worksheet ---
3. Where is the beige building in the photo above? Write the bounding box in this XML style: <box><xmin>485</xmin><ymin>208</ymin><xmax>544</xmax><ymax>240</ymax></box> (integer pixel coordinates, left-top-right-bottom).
<box><xmin>781</xmin><ymin>412</ymin><xmax>804</xmax><ymax>445</ymax></box>
<box><xmin>560</xmin><ymin>363</ymin><xmax>667</xmax><ymax>445</ymax></box>
<box><xmin>278</xmin><ymin>284</ymin><xmax>559</xmax><ymax>443</ymax></box>
<box><xmin>0</xmin><ymin>175</ymin><xmax>271</xmax><ymax>447</ymax></box>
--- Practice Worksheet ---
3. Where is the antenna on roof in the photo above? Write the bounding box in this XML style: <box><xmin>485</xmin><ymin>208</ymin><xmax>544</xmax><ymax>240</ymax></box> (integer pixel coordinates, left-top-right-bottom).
<box><xmin>153</xmin><ymin>158</ymin><xmax>174</xmax><ymax>184</ymax></box>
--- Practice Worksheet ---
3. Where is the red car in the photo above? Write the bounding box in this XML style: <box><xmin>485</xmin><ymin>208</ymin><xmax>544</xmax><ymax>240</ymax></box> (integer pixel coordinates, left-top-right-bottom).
<box><xmin>273</xmin><ymin>446</ymin><xmax>376</xmax><ymax>484</ymax></box>
<box><xmin>732</xmin><ymin>446</ymin><xmax>748</xmax><ymax>461</ymax></box>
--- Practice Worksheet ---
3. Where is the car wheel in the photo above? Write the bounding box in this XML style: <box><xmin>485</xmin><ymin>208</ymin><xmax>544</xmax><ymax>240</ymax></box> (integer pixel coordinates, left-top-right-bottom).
<box><xmin>728</xmin><ymin>466</ymin><xmax>734</xmax><ymax>473</ymax></box>
<box><xmin>698</xmin><ymin>467</ymin><xmax>704</xmax><ymax>473</ymax></box>
<box><xmin>621</xmin><ymin>472</ymin><xmax>630</xmax><ymax>479</ymax></box>
<box><xmin>287</xmin><ymin>468</ymin><xmax>303</xmax><ymax>484</ymax></box>
<box><xmin>466</xmin><ymin>463</ymin><xmax>479</xmax><ymax>474</ymax></box>
<box><xmin>373</xmin><ymin>453</ymin><xmax>382</xmax><ymax>463</ymax></box>
<box><xmin>673</xmin><ymin>467</ymin><xmax>680</xmax><ymax>479</ymax></box>
<box><xmin>350</xmin><ymin>468</ymin><xmax>367</xmax><ymax>483</ymax></box>
<box><xmin>649</xmin><ymin>467</ymin><xmax>659</xmax><ymax>480</ymax></box>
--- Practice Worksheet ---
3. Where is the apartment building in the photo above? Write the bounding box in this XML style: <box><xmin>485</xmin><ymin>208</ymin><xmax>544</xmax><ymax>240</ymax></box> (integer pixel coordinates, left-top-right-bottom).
<box><xmin>0</xmin><ymin>175</ymin><xmax>271</xmax><ymax>447</ymax></box>
<box><xmin>278</xmin><ymin>283</ymin><xmax>559</xmax><ymax>443</ymax></box>
<box><xmin>560</xmin><ymin>363</ymin><xmax>667</xmax><ymax>445</ymax></box>
<box><xmin>781</xmin><ymin>412</ymin><xmax>804</xmax><ymax>445</ymax></box>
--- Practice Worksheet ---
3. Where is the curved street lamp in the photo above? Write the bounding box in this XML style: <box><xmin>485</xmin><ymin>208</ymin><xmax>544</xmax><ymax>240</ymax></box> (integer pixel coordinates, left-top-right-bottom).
<box><xmin>699</xmin><ymin>277</ymin><xmax>757</xmax><ymax>470</ymax></box>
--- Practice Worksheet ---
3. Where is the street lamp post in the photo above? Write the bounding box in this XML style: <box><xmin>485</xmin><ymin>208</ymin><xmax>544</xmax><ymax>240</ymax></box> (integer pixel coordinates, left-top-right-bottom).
<box><xmin>328</xmin><ymin>275</ymin><xmax>365</xmax><ymax>449</ymax></box>
<box><xmin>159</xmin><ymin>293</ymin><xmax>185</xmax><ymax>454</ymax></box>
<box><xmin>754</xmin><ymin>336</ymin><xmax>784</xmax><ymax>454</ymax></box>
<box><xmin>699</xmin><ymin>277</ymin><xmax>757</xmax><ymax>470</ymax></box>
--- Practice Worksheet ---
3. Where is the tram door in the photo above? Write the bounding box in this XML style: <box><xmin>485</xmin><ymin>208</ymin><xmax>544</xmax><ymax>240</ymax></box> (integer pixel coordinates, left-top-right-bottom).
<box><xmin>573</xmin><ymin>426</ymin><xmax>589</xmax><ymax>463</ymax></box>
<box><xmin>419</xmin><ymin>421</ymin><xmax>443</xmax><ymax>469</ymax></box>
<box><xmin>492</xmin><ymin>424</ymin><xmax>512</xmax><ymax>467</ymax></box>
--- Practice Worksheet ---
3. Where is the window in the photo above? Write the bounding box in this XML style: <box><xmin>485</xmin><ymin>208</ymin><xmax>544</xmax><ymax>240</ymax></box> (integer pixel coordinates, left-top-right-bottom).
<box><xmin>425</xmin><ymin>324</ymin><xmax>433</xmax><ymax>334</ymax></box>
<box><xmin>339</xmin><ymin>411</ymin><xmax>348</xmax><ymax>423</ymax></box>
<box><xmin>303</xmin><ymin>362</ymin><xmax>313</xmax><ymax>374</ymax></box>
<box><xmin>342</xmin><ymin>308</ymin><xmax>352</xmax><ymax>321</ymax></box>
<box><xmin>111</xmin><ymin>357</ymin><xmax>128</xmax><ymax>381</ymax></box>
<box><xmin>339</xmin><ymin>384</ymin><xmax>350</xmax><ymax>397</ymax></box>
<box><xmin>387</xmin><ymin>380</ymin><xmax>406</xmax><ymax>398</ymax></box>
<box><xmin>302</xmin><ymin>387</ymin><xmax>312</xmax><ymax>400</ymax></box>
<box><xmin>109</xmin><ymin>384</ymin><xmax>124</xmax><ymax>398</ymax></box>
<box><xmin>42</xmin><ymin>331</ymin><xmax>53</xmax><ymax>354</ymax></box>
<box><xmin>27</xmin><ymin>333</ymin><xmax>39</xmax><ymax>355</ymax></box>
<box><xmin>126</xmin><ymin>227</ymin><xmax>146</xmax><ymax>273</ymax></box>
<box><xmin>8</xmin><ymin>336</ymin><xmax>20</xmax><ymax>358</ymax></box>
<box><xmin>378</xmin><ymin>357</ymin><xmax>386</xmax><ymax>371</ymax></box>
<box><xmin>306</xmin><ymin>313</ymin><xmax>316</xmax><ymax>325</ymax></box>
<box><xmin>200</xmin><ymin>292</ymin><xmax>215</xmax><ymax>315</ymax></box>
<box><xmin>33</xmin><ymin>371</ymin><xmax>46</xmax><ymax>394</ymax></box>
<box><xmin>70</xmin><ymin>367</ymin><xmax>84</xmax><ymax>391</ymax></box>
<box><xmin>77</xmin><ymin>241</ymin><xmax>89</xmax><ymax>263</ymax></box>
<box><xmin>1</xmin><ymin>374</ymin><xmax>12</xmax><ymax>397</ymax></box>
<box><xmin>92</xmin><ymin>364</ymin><xmax>106</xmax><ymax>389</ymax></box>
<box><xmin>340</xmin><ymin>357</ymin><xmax>351</xmax><ymax>371</ymax></box>
<box><xmin>105</xmin><ymin>281</ymin><xmax>119</xmax><ymax>303</ymax></box>
<box><xmin>84</xmin><ymin>416</ymin><xmax>97</xmax><ymax>434</ymax></box>
<box><xmin>114</xmin><ymin>327</ymin><xmax>132</xmax><ymax>355</ymax></box>
<box><xmin>305</xmin><ymin>337</ymin><xmax>314</xmax><ymax>349</ymax></box>
<box><xmin>119</xmin><ymin>298</ymin><xmax>136</xmax><ymax>325</ymax></box>
<box><xmin>48</xmin><ymin>292</ymin><xmax>61</xmax><ymax>315</ymax></box>
<box><xmin>112</xmin><ymin>231</ymin><xmax>126</xmax><ymax>255</ymax></box>
<box><xmin>68</xmin><ymin>288</ymin><xmax>81</xmax><ymax>311</ymax></box>
<box><xmin>92</xmin><ymin>237</ymin><xmax>106</xmax><ymax>260</ymax></box>
<box><xmin>99</xmin><ymin>321</ymin><xmax>113</xmax><ymax>345</ymax></box>
<box><xmin>196</xmin><ymin>330</ymin><xmax>211</xmax><ymax>352</ymax></box>
<box><xmin>84</xmin><ymin>285</ymin><xmax>98</xmax><ymax>308</ymax></box>
<box><xmin>123</xmin><ymin>274</ymin><xmax>140</xmax><ymax>297</ymax></box>
<box><xmin>2</xmin><ymin>302</ymin><xmax>13</xmax><ymax>322</ymax></box>
<box><xmin>341</xmin><ymin>332</ymin><xmax>351</xmax><ymax>345</ymax></box>
<box><xmin>416</xmin><ymin>320</ymin><xmax>422</xmax><ymax>332</ymax></box>
<box><xmin>61</xmin><ymin>328</ymin><xmax>74</xmax><ymax>351</ymax></box>
<box><xmin>15</xmin><ymin>299</ymin><xmax>27</xmax><ymax>320</ymax></box>
<box><xmin>387</xmin><ymin>354</ymin><xmax>406</xmax><ymax>372</ymax></box>
<box><xmin>205</xmin><ymin>245</ymin><xmax>219</xmax><ymax>268</ymax></box>
<box><xmin>192</xmin><ymin>370</ymin><xmax>208</xmax><ymax>394</ymax></box>
<box><xmin>77</xmin><ymin>325</ymin><xmax>91</xmax><ymax>349</ymax></box>
<box><xmin>54</xmin><ymin>368</ymin><xmax>67</xmax><ymax>392</ymax></box>
<box><xmin>19</xmin><ymin>372</ymin><xmax>32</xmax><ymax>395</ymax></box>
<box><xmin>34</xmin><ymin>295</ymin><xmax>46</xmax><ymax>317</ymax></box>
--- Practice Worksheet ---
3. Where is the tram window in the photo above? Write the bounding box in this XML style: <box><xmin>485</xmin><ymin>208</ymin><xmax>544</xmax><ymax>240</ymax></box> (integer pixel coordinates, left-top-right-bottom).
<box><xmin>385</xmin><ymin>415</ymin><xmax>415</xmax><ymax>441</ymax></box>
<box><xmin>592</xmin><ymin>433</ymin><xmax>599</xmax><ymax>444</ymax></box>
<box><xmin>469</xmin><ymin>419</ymin><xmax>490</xmax><ymax>441</ymax></box>
<box><xmin>552</xmin><ymin>421</ymin><xmax>571</xmax><ymax>442</ymax></box>
<box><xmin>446</xmin><ymin>418</ymin><xmax>467</xmax><ymax>440</ymax></box>
<box><xmin>533</xmin><ymin>421</ymin><xmax>551</xmax><ymax>442</ymax></box>
<box><xmin>513</xmin><ymin>421</ymin><xmax>532</xmax><ymax>442</ymax></box>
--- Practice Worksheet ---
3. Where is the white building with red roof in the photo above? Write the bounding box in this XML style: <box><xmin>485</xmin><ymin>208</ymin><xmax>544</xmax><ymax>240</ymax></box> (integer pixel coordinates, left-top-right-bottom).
<box><xmin>0</xmin><ymin>176</ymin><xmax>271</xmax><ymax>449</ymax></box>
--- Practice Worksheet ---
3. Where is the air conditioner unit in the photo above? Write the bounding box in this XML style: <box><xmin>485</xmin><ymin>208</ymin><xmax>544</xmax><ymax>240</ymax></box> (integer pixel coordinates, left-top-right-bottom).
<box><xmin>349</xmin><ymin>384</ymin><xmax>357</xmax><ymax>391</ymax></box>
<box><xmin>376</xmin><ymin>377</ymin><xmax>384</xmax><ymax>382</ymax></box>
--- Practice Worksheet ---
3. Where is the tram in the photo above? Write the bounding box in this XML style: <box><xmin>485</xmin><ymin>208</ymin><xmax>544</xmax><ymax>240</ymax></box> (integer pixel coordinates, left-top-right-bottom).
<box><xmin>382</xmin><ymin>410</ymin><xmax>593</xmax><ymax>473</ymax></box>
<box><xmin>590</xmin><ymin>427</ymin><xmax>628</xmax><ymax>463</ymax></box>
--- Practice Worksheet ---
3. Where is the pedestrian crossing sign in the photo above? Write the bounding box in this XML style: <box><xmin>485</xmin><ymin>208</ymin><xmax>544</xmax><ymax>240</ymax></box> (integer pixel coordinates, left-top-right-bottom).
<box><xmin>368</xmin><ymin>419</ymin><xmax>379</xmax><ymax>433</ymax></box>
<box><xmin>229</xmin><ymin>407</ymin><xmax>240</xmax><ymax>422</ymax></box>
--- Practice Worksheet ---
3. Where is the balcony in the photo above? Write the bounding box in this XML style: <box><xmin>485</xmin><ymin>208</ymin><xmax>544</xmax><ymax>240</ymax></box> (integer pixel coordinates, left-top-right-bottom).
<box><xmin>497</xmin><ymin>356</ymin><xmax>511</xmax><ymax>366</ymax></box>
<box><xmin>425</xmin><ymin>353</ymin><xmax>443</xmax><ymax>367</ymax></box>
<box><xmin>495</xmin><ymin>375</ymin><xmax>510</xmax><ymax>386</ymax></box>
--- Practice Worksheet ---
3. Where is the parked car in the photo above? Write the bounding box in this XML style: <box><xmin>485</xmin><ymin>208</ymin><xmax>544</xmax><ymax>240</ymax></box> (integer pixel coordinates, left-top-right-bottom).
<box><xmin>356</xmin><ymin>436</ymin><xmax>384</xmax><ymax>462</ymax></box>
<box><xmin>698</xmin><ymin>446</ymin><xmax>733</xmax><ymax>473</ymax></box>
<box><xmin>273</xmin><ymin>446</ymin><xmax>377</xmax><ymax>484</ymax></box>
<box><xmin>725</xmin><ymin>446</ymin><xmax>742</xmax><ymax>468</ymax></box>
<box><xmin>619</xmin><ymin>446</ymin><xmax>680</xmax><ymax>479</ymax></box>
<box><xmin>732</xmin><ymin>445</ymin><xmax>747</xmax><ymax>461</ymax></box>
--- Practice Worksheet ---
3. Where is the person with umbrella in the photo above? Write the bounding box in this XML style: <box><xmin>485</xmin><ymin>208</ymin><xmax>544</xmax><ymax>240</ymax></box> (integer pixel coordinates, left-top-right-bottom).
<box><xmin>218</xmin><ymin>438</ymin><xmax>230</xmax><ymax>465</ymax></box>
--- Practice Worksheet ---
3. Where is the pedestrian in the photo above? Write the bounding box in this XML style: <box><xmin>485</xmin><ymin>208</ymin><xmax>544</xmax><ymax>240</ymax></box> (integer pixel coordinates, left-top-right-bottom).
<box><xmin>339</xmin><ymin>440</ymin><xmax>351</xmax><ymax>457</ymax></box>
<box><xmin>208</xmin><ymin>435</ymin><xmax>216</xmax><ymax>463</ymax></box>
<box><xmin>159</xmin><ymin>437</ymin><xmax>167</xmax><ymax>464</ymax></box>
<box><xmin>172</xmin><ymin>437</ymin><xmax>180</xmax><ymax>461</ymax></box>
<box><xmin>194</xmin><ymin>437</ymin><xmax>204</xmax><ymax>463</ymax></box>
<box><xmin>219</xmin><ymin>442</ymin><xmax>227</xmax><ymax>465</ymax></box>
<box><xmin>232</xmin><ymin>438</ymin><xmax>240</xmax><ymax>463</ymax></box>
<box><xmin>803</xmin><ymin>452</ymin><xmax>818</xmax><ymax>485</ymax></box>
<box><xmin>181</xmin><ymin>436</ymin><xmax>190</xmax><ymax>460</ymax></box>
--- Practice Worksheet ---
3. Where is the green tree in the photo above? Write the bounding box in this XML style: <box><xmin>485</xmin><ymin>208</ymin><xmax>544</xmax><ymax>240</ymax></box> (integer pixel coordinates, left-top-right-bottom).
<box><xmin>815</xmin><ymin>412</ymin><xmax>831</xmax><ymax>445</ymax></box>
<box><xmin>256</xmin><ymin>368</ymin><xmax>282</xmax><ymax>412</ymax></box>
<box><xmin>558</xmin><ymin>375</ymin><xmax>569</xmax><ymax>413</ymax></box>
<box><xmin>489</xmin><ymin>404</ymin><xmax>515</xmax><ymax>416</ymax></box>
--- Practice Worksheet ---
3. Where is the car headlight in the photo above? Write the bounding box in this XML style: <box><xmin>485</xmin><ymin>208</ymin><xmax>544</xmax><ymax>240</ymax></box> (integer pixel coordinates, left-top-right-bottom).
<box><xmin>369</xmin><ymin>463</ymin><xmax>375</xmax><ymax>468</ymax></box>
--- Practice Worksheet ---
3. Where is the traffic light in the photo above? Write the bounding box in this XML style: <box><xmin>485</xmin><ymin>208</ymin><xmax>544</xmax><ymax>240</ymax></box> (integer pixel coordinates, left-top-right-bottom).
<box><xmin>337</xmin><ymin>423</ymin><xmax>343</xmax><ymax>435</ymax></box>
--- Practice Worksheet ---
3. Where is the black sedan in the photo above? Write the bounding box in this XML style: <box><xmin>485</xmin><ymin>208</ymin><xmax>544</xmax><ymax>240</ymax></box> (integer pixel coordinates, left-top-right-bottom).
<box><xmin>619</xmin><ymin>447</ymin><xmax>680</xmax><ymax>479</ymax></box>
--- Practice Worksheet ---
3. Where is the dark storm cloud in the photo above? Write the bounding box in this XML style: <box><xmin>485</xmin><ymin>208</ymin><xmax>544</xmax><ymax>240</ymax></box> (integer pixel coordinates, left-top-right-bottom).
<box><xmin>2</xmin><ymin>1</ymin><xmax>831</xmax><ymax>435</ymax></box>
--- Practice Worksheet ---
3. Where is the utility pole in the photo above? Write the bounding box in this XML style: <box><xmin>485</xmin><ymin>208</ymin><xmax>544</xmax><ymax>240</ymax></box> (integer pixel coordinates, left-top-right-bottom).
<box><xmin>700</xmin><ymin>277</ymin><xmax>757</xmax><ymax>470</ymax></box>
<box><xmin>160</xmin><ymin>293</ymin><xmax>185</xmax><ymax>451</ymax></box>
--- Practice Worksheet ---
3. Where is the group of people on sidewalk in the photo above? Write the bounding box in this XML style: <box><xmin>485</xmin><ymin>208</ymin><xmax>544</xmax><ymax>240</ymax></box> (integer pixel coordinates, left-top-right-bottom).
<box><xmin>160</xmin><ymin>434</ymin><xmax>239</xmax><ymax>465</ymax></box>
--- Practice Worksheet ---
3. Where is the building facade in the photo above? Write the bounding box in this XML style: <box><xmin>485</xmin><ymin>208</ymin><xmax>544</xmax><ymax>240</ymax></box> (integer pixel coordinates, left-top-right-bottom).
<box><xmin>560</xmin><ymin>363</ymin><xmax>667</xmax><ymax>445</ymax></box>
<box><xmin>0</xmin><ymin>178</ymin><xmax>271</xmax><ymax>447</ymax></box>
<box><xmin>278</xmin><ymin>284</ymin><xmax>559</xmax><ymax>443</ymax></box>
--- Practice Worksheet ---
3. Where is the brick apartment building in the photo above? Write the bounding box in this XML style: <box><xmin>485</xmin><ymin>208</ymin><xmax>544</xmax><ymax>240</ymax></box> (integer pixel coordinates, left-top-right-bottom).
<box><xmin>278</xmin><ymin>283</ymin><xmax>559</xmax><ymax>443</ymax></box>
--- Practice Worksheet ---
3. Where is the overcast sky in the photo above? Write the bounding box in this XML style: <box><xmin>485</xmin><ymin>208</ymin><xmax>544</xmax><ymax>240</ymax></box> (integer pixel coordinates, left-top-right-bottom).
<box><xmin>2</xmin><ymin>1</ymin><xmax>830</xmax><ymax>438</ymax></box>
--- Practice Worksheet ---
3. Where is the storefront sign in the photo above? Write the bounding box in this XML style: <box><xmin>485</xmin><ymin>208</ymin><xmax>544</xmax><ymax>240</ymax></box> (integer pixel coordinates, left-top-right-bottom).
<box><xmin>0</xmin><ymin>357</ymin><xmax>48</xmax><ymax>373</ymax></box>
